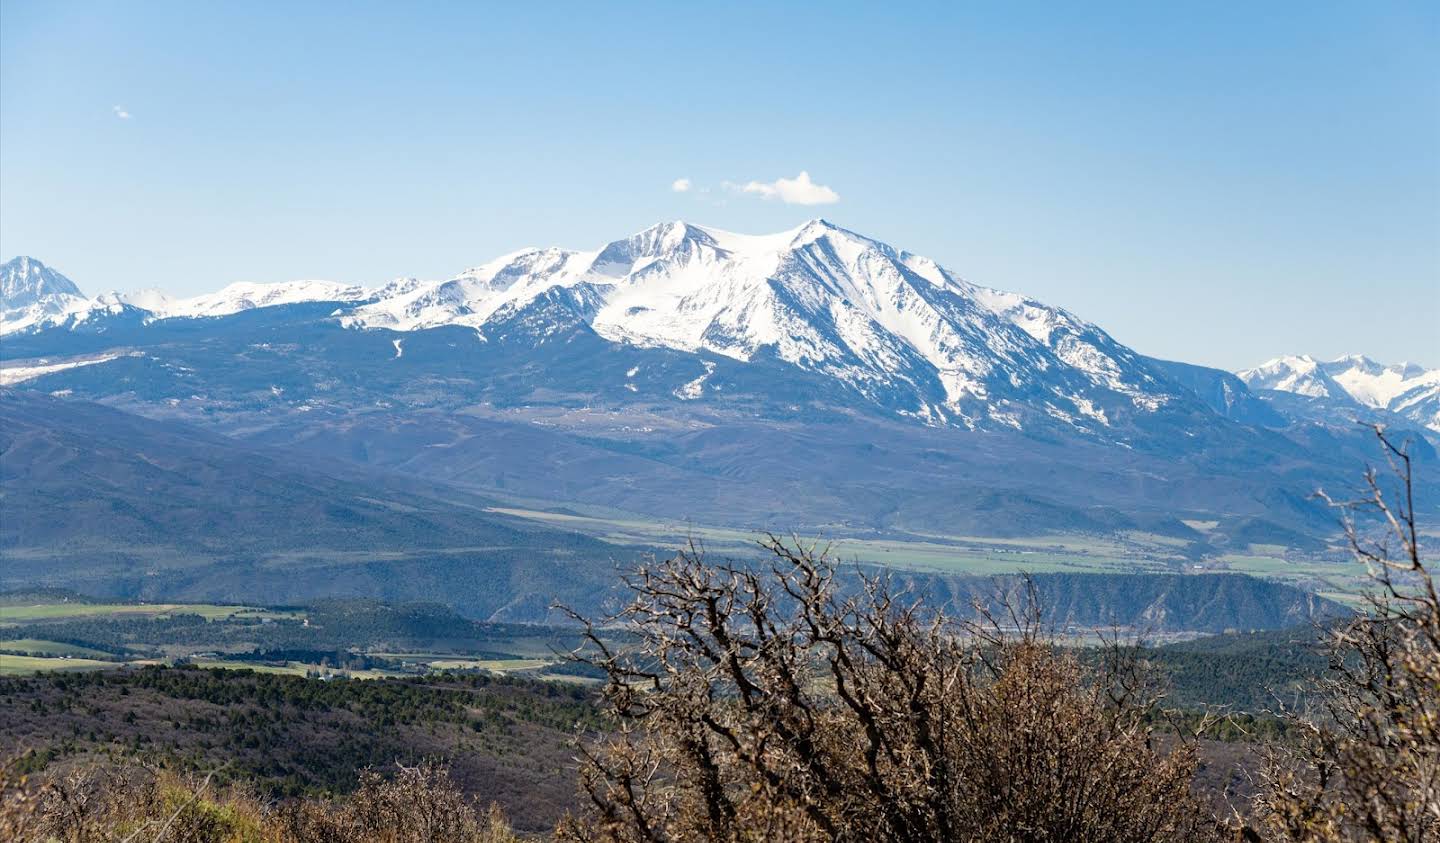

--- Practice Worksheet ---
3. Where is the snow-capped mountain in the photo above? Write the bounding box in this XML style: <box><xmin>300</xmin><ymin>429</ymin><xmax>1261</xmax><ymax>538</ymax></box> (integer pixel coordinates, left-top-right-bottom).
<box><xmin>6</xmin><ymin>229</ymin><xmax>1437</xmax><ymax>550</ymax></box>
<box><xmin>3</xmin><ymin>222</ymin><xmax>1181</xmax><ymax>431</ymax></box>
<box><xmin>1234</xmin><ymin>355</ymin><xmax>1353</xmax><ymax>402</ymax></box>
<box><xmin>1238</xmin><ymin>354</ymin><xmax>1440</xmax><ymax>432</ymax></box>
<box><xmin>340</xmin><ymin>220</ymin><xmax>1174</xmax><ymax>429</ymax></box>
<box><xmin>0</xmin><ymin>256</ymin><xmax>91</xmax><ymax>334</ymax></box>
<box><xmin>1</xmin><ymin>254</ymin><xmax>369</xmax><ymax>336</ymax></box>
<box><xmin>142</xmin><ymin>280</ymin><xmax>370</xmax><ymax>319</ymax></box>
<box><xmin>1</xmin><ymin>256</ymin><xmax>83</xmax><ymax>303</ymax></box>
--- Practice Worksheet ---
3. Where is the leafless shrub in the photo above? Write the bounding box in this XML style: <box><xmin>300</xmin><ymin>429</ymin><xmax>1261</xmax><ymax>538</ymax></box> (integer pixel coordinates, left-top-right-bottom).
<box><xmin>0</xmin><ymin>759</ymin><xmax>266</xmax><ymax>843</ymax></box>
<box><xmin>1251</xmin><ymin>427</ymin><xmax>1440</xmax><ymax>841</ymax></box>
<box><xmin>0</xmin><ymin>753</ymin><xmax>48</xmax><ymax>843</ymax></box>
<box><xmin>556</xmin><ymin>536</ymin><xmax>1221</xmax><ymax>842</ymax></box>
<box><xmin>280</xmin><ymin>759</ymin><xmax>518</xmax><ymax>843</ymax></box>
<box><xmin>1</xmin><ymin>755</ymin><xmax>516</xmax><ymax>843</ymax></box>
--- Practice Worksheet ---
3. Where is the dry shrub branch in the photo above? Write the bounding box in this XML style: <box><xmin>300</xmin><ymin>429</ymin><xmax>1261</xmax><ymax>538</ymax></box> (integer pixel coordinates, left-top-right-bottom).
<box><xmin>0</xmin><ymin>756</ymin><xmax>517</xmax><ymax>843</ymax></box>
<box><xmin>557</xmin><ymin>536</ymin><xmax>1220</xmax><ymax>843</ymax></box>
<box><xmin>1253</xmin><ymin>426</ymin><xmax>1440</xmax><ymax>842</ymax></box>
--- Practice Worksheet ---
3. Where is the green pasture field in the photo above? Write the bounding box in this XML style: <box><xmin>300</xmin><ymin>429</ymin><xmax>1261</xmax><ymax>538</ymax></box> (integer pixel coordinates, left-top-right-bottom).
<box><xmin>187</xmin><ymin>659</ymin><xmax>400</xmax><ymax>680</ymax></box>
<box><xmin>425</xmin><ymin>658</ymin><xmax>551</xmax><ymax>673</ymax></box>
<box><xmin>0</xmin><ymin>654</ymin><xmax>119</xmax><ymax>675</ymax></box>
<box><xmin>491</xmin><ymin>506</ymin><xmax>1178</xmax><ymax>577</ymax></box>
<box><xmin>0</xmin><ymin>601</ymin><xmax>300</xmax><ymax>625</ymax></box>
<box><xmin>0</xmin><ymin>638</ymin><xmax>118</xmax><ymax>659</ymax></box>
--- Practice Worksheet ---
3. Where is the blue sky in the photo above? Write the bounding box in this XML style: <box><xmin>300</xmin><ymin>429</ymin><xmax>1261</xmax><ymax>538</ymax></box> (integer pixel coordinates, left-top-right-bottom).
<box><xmin>1</xmin><ymin>2</ymin><xmax>1436</xmax><ymax>369</ymax></box>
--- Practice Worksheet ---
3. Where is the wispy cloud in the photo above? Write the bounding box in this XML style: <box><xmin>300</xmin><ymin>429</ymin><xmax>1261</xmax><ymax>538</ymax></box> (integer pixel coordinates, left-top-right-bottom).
<box><xmin>671</xmin><ymin>177</ymin><xmax>692</xmax><ymax>193</ymax></box>
<box><xmin>112</xmin><ymin>105</ymin><xmax>132</xmax><ymax>120</ymax></box>
<box><xmin>733</xmin><ymin>171</ymin><xmax>839</xmax><ymax>205</ymax></box>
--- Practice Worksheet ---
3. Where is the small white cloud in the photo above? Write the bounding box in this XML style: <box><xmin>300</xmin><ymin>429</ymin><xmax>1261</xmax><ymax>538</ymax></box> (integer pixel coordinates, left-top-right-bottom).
<box><xmin>736</xmin><ymin>170</ymin><xmax>839</xmax><ymax>205</ymax></box>
<box><xmin>671</xmin><ymin>177</ymin><xmax>692</xmax><ymax>193</ymax></box>
<box><xmin>113</xmin><ymin>105</ymin><xmax>131</xmax><ymax>120</ymax></box>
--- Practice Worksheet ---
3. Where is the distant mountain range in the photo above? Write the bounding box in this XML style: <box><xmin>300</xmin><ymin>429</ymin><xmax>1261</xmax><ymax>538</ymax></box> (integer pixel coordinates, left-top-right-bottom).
<box><xmin>2</xmin><ymin>221</ymin><xmax>1186</xmax><ymax>436</ymax></box>
<box><xmin>2</xmin><ymin>223</ymin><xmax>1436</xmax><ymax>570</ymax></box>
<box><xmin>1238</xmin><ymin>354</ymin><xmax>1440</xmax><ymax>434</ymax></box>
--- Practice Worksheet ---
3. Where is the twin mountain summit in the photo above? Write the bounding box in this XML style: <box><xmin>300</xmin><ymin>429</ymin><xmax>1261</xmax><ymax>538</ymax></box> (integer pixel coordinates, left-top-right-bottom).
<box><xmin>2</xmin><ymin>220</ymin><xmax>1436</xmax><ymax>616</ymax></box>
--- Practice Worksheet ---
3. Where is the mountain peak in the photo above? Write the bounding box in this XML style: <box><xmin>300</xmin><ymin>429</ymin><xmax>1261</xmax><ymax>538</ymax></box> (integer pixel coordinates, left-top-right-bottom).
<box><xmin>0</xmin><ymin>225</ymin><xmax>1223</xmax><ymax>436</ymax></box>
<box><xmin>330</xmin><ymin>219</ymin><xmax>1176</xmax><ymax>428</ymax></box>
<box><xmin>1238</xmin><ymin>353</ymin><xmax>1440</xmax><ymax>429</ymax></box>
<box><xmin>1237</xmin><ymin>355</ymin><xmax>1347</xmax><ymax>401</ymax></box>
<box><xmin>2</xmin><ymin>256</ymin><xmax>85</xmax><ymax>305</ymax></box>
<box><xmin>1331</xmin><ymin>355</ymin><xmax>1426</xmax><ymax>379</ymax></box>
<box><xmin>1331</xmin><ymin>353</ymin><xmax>1385</xmax><ymax>375</ymax></box>
<box><xmin>593</xmin><ymin>221</ymin><xmax>722</xmax><ymax>270</ymax></box>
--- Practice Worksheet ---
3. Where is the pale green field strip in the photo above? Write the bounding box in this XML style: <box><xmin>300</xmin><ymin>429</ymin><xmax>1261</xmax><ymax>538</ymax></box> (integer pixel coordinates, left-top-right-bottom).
<box><xmin>425</xmin><ymin>658</ymin><xmax>552</xmax><ymax>672</ymax></box>
<box><xmin>374</xmin><ymin>645</ymin><xmax>559</xmax><ymax>662</ymax></box>
<box><xmin>1216</xmin><ymin>554</ymin><xmax>1374</xmax><ymax>599</ymax></box>
<box><xmin>0</xmin><ymin>655</ymin><xmax>119</xmax><ymax>675</ymax></box>
<box><xmin>902</xmin><ymin>528</ymin><xmax>1156</xmax><ymax>556</ymax></box>
<box><xmin>0</xmin><ymin>602</ymin><xmax>299</xmax><ymax>624</ymax></box>
<box><xmin>187</xmin><ymin>659</ymin><xmax>310</xmax><ymax>676</ymax></box>
<box><xmin>0</xmin><ymin>638</ymin><xmax>118</xmax><ymax>658</ymax></box>
<box><xmin>1218</xmin><ymin>554</ymin><xmax>1360</xmax><ymax>579</ymax></box>
<box><xmin>491</xmin><ymin>504</ymin><xmax>1187</xmax><ymax>558</ymax></box>
<box><xmin>489</xmin><ymin>506</ymin><xmax>1176</xmax><ymax>576</ymax></box>
<box><xmin>187</xmin><ymin>659</ymin><xmax>400</xmax><ymax>680</ymax></box>
<box><xmin>369</xmin><ymin>651</ymin><xmax>485</xmax><ymax>660</ymax></box>
<box><xmin>501</xmin><ymin>499</ymin><xmax>1381</xmax><ymax>599</ymax></box>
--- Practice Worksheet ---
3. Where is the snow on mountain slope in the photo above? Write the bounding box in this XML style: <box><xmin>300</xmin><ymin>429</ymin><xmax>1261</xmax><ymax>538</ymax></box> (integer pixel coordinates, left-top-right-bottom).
<box><xmin>341</xmin><ymin>249</ymin><xmax>592</xmax><ymax>332</ymax></box>
<box><xmin>967</xmin><ymin>284</ymin><xmax>1168</xmax><ymax>408</ymax></box>
<box><xmin>337</xmin><ymin>220</ymin><xmax>1177</xmax><ymax>427</ymax></box>
<box><xmin>1</xmin><ymin>256</ymin><xmax>82</xmax><ymax>303</ymax></box>
<box><xmin>4</xmin><ymin>223</ymin><xmax>1185</xmax><ymax>430</ymax></box>
<box><xmin>1235</xmin><ymin>355</ymin><xmax>1353</xmax><ymax>402</ymax></box>
<box><xmin>1238</xmin><ymin>354</ymin><xmax>1440</xmax><ymax>432</ymax></box>
<box><xmin>1</xmin><ymin>258</ymin><xmax>371</xmax><ymax>335</ymax></box>
<box><xmin>1324</xmin><ymin>355</ymin><xmax>1440</xmax><ymax>409</ymax></box>
<box><xmin>148</xmin><ymin>280</ymin><xmax>370</xmax><ymax>318</ymax></box>
<box><xmin>0</xmin><ymin>257</ymin><xmax>91</xmax><ymax>335</ymax></box>
<box><xmin>0</xmin><ymin>350</ymin><xmax>141</xmax><ymax>386</ymax></box>
<box><xmin>1393</xmin><ymin>380</ymin><xmax>1440</xmax><ymax>434</ymax></box>
<box><xmin>106</xmin><ymin>288</ymin><xmax>175</xmax><ymax>313</ymax></box>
